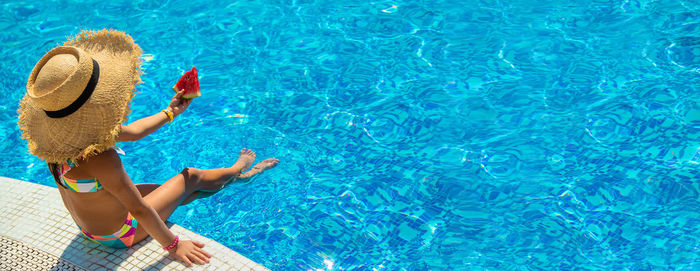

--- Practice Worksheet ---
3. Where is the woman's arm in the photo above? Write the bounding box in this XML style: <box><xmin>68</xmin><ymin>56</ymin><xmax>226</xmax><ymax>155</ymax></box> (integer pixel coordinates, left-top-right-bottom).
<box><xmin>86</xmin><ymin>149</ymin><xmax>209</xmax><ymax>266</ymax></box>
<box><xmin>116</xmin><ymin>90</ymin><xmax>192</xmax><ymax>142</ymax></box>
<box><xmin>116</xmin><ymin>114</ymin><xmax>168</xmax><ymax>142</ymax></box>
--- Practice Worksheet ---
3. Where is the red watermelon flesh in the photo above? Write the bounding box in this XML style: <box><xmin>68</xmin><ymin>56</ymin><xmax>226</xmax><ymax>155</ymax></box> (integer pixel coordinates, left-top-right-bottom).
<box><xmin>173</xmin><ymin>67</ymin><xmax>201</xmax><ymax>99</ymax></box>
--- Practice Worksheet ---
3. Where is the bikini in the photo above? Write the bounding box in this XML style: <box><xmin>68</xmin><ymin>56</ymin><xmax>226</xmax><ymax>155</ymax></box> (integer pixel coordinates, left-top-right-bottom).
<box><xmin>56</xmin><ymin>159</ymin><xmax>138</xmax><ymax>248</ymax></box>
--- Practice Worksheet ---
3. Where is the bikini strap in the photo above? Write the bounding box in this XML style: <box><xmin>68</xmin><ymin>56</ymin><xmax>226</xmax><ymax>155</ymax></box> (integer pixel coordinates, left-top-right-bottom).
<box><xmin>48</xmin><ymin>163</ymin><xmax>68</xmax><ymax>189</ymax></box>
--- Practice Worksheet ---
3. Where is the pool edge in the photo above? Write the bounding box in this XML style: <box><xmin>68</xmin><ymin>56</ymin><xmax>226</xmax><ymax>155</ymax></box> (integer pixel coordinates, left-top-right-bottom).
<box><xmin>0</xmin><ymin>177</ymin><xmax>268</xmax><ymax>271</ymax></box>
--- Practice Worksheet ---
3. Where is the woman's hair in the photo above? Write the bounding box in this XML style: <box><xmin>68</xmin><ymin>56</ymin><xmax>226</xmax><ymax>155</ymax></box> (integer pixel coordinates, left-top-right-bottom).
<box><xmin>48</xmin><ymin>163</ymin><xmax>68</xmax><ymax>189</ymax></box>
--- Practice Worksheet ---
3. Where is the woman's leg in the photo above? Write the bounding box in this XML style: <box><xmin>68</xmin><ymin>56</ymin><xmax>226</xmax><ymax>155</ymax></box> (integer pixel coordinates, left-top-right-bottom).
<box><xmin>131</xmin><ymin>149</ymin><xmax>260</xmax><ymax>242</ymax></box>
<box><xmin>135</xmin><ymin>183</ymin><xmax>159</xmax><ymax>197</ymax></box>
<box><xmin>191</xmin><ymin>157</ymin><xmax>281</xmax><ymax>201</ymax></box>
<box><xmin>136</xmin><ymin>182</ymin><xmax>199</xmax><ymax>206</ymax></box>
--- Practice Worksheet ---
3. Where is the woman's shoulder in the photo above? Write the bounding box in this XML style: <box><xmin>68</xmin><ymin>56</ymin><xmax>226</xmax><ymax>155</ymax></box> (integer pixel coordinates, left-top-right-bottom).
<box><xmin>77</xmin><ymin>148</ymin><xmax>122</xmax><ymax>168</ymax></box>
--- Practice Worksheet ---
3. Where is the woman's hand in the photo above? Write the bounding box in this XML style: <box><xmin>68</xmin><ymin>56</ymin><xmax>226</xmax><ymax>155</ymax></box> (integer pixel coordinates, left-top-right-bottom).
<box><xmin>168</xmin><ymin>90</ymin><xmax>193</xmax><ymax>118</ymax></box>
<box><xmin>168</xmin><ymin>239</ymin><xmax>212</xmax><ymax>267</ymax></box>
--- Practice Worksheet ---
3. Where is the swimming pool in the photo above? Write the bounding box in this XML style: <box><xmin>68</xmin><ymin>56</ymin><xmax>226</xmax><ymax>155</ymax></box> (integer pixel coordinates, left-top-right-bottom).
<box><xmin>2</xmin><ymin>0</ymin><xmax>699</xmax><ymax>269</ymax></box>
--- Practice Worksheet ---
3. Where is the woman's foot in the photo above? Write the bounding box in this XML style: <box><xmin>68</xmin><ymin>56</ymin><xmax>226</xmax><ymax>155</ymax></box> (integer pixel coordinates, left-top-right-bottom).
<box><xmin>232</xmin><ymin>148</ymin><xmax>256</xmax><ymax>173</ymax></box>
<box><xmin>198</xmin><ymin>148</ymin><xmax>256</xmax><ymax>192</ymax></box>
<box><xmin>238</xmin><ymin>158</ymin><xmax>280</xmax><ymax>180</ymax></box>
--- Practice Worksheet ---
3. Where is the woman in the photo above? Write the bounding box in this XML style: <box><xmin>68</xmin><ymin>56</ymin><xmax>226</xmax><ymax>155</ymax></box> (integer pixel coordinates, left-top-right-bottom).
<box><xmin>17</xmin><ymin>29</ymin><xmax>279</xmax><ymax>267</ymax></box>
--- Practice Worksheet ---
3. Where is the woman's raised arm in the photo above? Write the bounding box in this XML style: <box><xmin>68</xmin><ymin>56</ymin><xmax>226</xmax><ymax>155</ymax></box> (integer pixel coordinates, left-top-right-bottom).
<box><xmin>116</xmin><ymin>90</ymin><xmax>192</xmax><ymax>142</ymax></box>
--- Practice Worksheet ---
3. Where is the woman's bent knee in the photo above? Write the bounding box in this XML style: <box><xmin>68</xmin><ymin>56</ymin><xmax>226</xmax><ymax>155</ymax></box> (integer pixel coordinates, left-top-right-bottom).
<box><xmin>180</xmin><ymin>167</ymin><xmax>204</xmax><ymax>187</ymax></box>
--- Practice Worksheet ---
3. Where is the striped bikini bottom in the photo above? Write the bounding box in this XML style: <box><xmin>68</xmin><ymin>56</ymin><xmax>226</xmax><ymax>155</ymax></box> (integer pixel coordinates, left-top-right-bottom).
<box><xmin>78</xmin><ymin>213</ymin><xmax>138</xmax><ymax>248</ymax></box>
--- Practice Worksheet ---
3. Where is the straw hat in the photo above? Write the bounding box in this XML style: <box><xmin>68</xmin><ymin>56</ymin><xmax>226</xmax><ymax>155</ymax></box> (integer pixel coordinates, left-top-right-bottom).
<box><xmin>18</xmin><ymin>29</ymin><xmax>143</xmax><ymax>163</ymax></box>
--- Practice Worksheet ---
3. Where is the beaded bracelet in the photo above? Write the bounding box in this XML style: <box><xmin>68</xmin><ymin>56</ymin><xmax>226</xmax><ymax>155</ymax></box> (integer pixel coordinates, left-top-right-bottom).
<box><xmin>162</xmin><ymin>109</ymin><xmax>174</xmax><ymax>122</ymax></box>
<box><xmin>163</xmin><ymin>235</ymin><xmax>179</xmax><ymax>251</ymax></box>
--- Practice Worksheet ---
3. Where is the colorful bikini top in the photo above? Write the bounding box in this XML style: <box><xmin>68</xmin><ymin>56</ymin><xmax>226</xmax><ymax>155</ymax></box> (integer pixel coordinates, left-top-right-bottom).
<box><xmin>59</xmin><ymin>159</ymin><xmax>103</xmax><ymax>193</ymax></box>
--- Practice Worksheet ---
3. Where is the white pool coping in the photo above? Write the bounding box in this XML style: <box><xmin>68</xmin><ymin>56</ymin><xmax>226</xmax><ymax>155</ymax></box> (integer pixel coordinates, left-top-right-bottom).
<box><xmin>0</xmin><ymin>177</ymin><xmax>269</xmax><ymax>271</ymax></box>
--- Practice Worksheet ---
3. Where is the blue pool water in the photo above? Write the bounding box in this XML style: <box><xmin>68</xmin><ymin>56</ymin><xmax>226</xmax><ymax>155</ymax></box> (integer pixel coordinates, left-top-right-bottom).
<box><xmin>2</xmin><ymin>0</ymin><xmax>700</xmax><ymax>269</ymax></box>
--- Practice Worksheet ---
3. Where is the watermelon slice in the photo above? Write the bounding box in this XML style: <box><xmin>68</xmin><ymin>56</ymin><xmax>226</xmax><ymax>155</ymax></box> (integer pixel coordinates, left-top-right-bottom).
<box><xmin>173</xmin><ymin>67</ymin><xmax>201</xmax><ymax>99</ymax></box>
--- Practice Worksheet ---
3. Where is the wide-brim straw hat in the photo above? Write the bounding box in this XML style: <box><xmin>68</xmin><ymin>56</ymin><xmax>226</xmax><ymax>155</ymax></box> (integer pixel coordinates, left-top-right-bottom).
<box><xmin>18</xmin><ymin>29</ymin><xmax>143</xmax><ymax>163</ymax></box>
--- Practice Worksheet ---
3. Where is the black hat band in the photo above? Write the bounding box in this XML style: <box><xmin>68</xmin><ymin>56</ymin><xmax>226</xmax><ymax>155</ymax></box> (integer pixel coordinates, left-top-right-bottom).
<box><xmin>44</xmin><ymin>58</ymin><xmax>99</xmax><ymax>118</ymax></box>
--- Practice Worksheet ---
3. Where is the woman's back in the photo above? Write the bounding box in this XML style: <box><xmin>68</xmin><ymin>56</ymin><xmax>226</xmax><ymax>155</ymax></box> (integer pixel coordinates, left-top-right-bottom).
<box><xmin>54</xmin><ymin>150</ymin><xmax>130</xmax><ymax>235</ymax></box>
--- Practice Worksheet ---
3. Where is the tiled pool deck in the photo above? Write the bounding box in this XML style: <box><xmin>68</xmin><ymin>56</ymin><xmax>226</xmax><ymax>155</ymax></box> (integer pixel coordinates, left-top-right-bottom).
<box><xmin>0</xmin><ymin>177</ymin><xmax>268</xmax><ymax>271</ymax></box>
